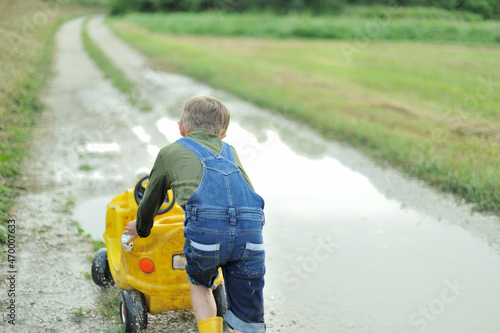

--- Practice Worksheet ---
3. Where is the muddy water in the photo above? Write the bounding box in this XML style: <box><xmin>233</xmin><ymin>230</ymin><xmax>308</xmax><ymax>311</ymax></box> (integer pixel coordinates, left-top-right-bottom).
<box><xmin>73</xmin><ymin>15</ymin><xmax>500</xmax><ymax>333</ymax></box>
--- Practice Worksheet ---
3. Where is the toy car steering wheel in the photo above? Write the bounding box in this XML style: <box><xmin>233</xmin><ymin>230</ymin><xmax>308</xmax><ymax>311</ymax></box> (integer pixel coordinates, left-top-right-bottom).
<box><xmin>134</xmin><ymin>175</ymin><xmax>176</xmax><ymax>215</ymax></box>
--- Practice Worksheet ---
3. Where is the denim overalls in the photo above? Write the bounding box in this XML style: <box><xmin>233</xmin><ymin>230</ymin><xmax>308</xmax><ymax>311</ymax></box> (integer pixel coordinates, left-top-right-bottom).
<box><xmin>177</xmin><ymin>137</ymin><xmax>266</xmax><ymax>333</ymax></box>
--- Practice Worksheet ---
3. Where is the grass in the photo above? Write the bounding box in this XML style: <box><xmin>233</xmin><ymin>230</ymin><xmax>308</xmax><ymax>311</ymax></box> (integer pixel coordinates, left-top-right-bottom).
<box><xmin>108</xmin><ymin>17</ymin><xmax>500</xmax><ymax>214</ymax></box>
<box><xmin>80</xmin><ymin>164</ymin><xmax>94</xmax><ymax>172</ymax></box>
<box><xmin>81</xmin><ymin>17</ymin><xmax>151</xmax><ymax>111</ymax></box>
<box><xmin>0</xmin><ymin>225</ymin><xmax>7</xmax><ymax>243</ymax></box>
<box><xmin>71</xmin><ymin>307</ymin><xmax>87</xmax><ymax>322</ymax></box>
<box><xmin>76</xmin><ymin>226</ymin><xmax>85</xmax><ymax>236</ymax></box>
<box><xmin>70</xmin><ymin>219</ymin><xmax>86</xmax><ymax>236</ymax></box>
<box><xmin>0</xmin><ymin>2</ymin><xmax>56</xmax><ymax>224</ymax></box>
<box><xmin>63</xmin><ymin>0</ymin><xmax>108</xmax><ymax>4</ymax></box>
<box><xmin>64</xmin><ymin>197</ymin><xmax>76</xmax><ymax>213</ymax></box>
<box><xmin>97</xmin><ymin>286</ymin><xmax>122</xmax><ymax>323</ymax></box>
<box><xmin>341</xmin><ymin>5</ymin><xmax>485</xmax><ymax>21</ymax></box>
<box><xmin>117</xmin><ymin>9</ymin><xmax>500</xmax><ymax>45</ymax></box>
<box><xmin>93</xmin><ymin>239</ymin><xmax>106</xmax><ymax>251</ymax></box>
<box><xmin>0</xmin><ymin>1</ymin><xmax>104</xmax><ymax>241</ymax></box>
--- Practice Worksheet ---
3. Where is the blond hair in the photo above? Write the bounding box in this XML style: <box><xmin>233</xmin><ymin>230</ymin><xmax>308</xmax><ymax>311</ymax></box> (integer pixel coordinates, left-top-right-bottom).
<box><xmin>180</xmin><ymin>96</ymin><xmax>230</xmax><ymax>135</ymax></box>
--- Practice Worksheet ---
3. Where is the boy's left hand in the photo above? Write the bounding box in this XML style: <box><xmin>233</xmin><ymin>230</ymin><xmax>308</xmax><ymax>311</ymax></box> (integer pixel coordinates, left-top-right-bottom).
<box><xmin>123</xmin><ymin>220</ymin><xmax>139</xmax><ymax>245</ymax></box>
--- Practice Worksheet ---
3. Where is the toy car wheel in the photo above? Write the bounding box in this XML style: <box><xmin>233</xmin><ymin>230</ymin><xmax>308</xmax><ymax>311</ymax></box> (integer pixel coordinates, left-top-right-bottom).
<box><xmin>92</xmin><ymin>248</ymin><xmax>114</xmax><ymax>288</ymax></box>
<box><xmin>214</xmin><ymin>281</ymin><xmax>228</xmax><ymax>318</ymax></box>
<box><xmin>120</xmin><ymin>289</ymin><xmax>148</xmax><ymax>333</ymax></box>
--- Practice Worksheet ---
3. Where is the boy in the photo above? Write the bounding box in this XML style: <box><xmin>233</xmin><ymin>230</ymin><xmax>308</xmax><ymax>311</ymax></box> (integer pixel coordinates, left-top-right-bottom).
<box><xmin>123</xmin><ymin>96</ymin><xmax>266</xmax><ymax>333</ymax></box>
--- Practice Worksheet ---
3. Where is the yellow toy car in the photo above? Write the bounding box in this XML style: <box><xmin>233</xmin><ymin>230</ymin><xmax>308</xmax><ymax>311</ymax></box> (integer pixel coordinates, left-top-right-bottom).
<box><xmin>91</xmin><ymin>174</ymin><xmax>226</xmax><ymax>332</ymax></box>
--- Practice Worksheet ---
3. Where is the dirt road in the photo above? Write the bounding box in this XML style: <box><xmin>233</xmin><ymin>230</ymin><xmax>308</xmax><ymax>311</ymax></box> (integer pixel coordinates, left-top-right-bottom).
<box><xmin>2</xmin><ymin>14</ymin><xmax>500</xmax><ymax>333</ymax></box>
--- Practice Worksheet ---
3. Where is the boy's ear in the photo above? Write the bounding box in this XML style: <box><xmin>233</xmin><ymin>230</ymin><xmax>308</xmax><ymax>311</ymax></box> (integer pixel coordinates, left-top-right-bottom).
<box><xmin>178</xmin><ymin>122</ymin><xmax>186</xmax><ymax>137</ymax></box>
<box><xmin>220</xmin><ymin>133</ymin><xmax>226</xmax><ymax>139</ymax></box>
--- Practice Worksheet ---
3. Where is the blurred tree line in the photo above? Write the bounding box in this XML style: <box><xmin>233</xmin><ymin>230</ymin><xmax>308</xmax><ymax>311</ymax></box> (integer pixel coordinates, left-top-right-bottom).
<box><xmin>108</xmin><ymin>0</ymin><xmax>500</xmax><ymax>19</ymax></box>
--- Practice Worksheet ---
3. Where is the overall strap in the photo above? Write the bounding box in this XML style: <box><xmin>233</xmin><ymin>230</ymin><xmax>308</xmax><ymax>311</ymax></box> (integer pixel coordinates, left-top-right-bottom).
<box><xmin>176</xmin><ymin>137</ymin><xmax>218</xmax><ymax>161</ymax></box>
<box><xmin>177</xmin><ymin>137</ymin><xmax>237</xmax><ymax>166</ymax></box>
<box><xmin>219</xmin><ymin>141</ymin><xmax>238</xmax><ymax>164</ymax></box>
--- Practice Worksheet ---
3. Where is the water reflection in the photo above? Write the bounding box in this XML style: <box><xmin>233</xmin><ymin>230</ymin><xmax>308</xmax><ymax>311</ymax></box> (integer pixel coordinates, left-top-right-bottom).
<box><xmin>78</xmin><ymin>142</ymin><xmax>120</xmax><ymax>153</ymax></box>
<box><xmin>156</xmin><ymin>117</ymin><xmax>181</xmax><ymax>143</ymax></box>
<box><xmin>132</xmin><ymin>126</ymin><xmax>151</xmax><ymax>143</ymax></box>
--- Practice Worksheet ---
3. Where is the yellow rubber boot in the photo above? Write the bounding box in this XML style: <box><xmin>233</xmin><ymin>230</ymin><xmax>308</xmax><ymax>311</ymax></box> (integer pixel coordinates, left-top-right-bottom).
<box><xmin>197</xmin><ymin>316</ymin><xmax>223</xmax><ymax>333</ymax></box>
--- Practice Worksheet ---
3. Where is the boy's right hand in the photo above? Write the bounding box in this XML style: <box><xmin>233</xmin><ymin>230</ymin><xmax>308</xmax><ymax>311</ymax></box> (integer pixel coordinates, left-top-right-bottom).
<box><xmin>123</xmin><ymin>220</ymin><xmax>139</xmax><ymax>245</ymax></box>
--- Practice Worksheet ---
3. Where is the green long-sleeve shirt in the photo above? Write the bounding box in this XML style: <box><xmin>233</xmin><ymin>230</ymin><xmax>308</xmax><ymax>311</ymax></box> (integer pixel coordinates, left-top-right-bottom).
<box><xmin>136</xmin><ymin>129</ymin><xmax>254</xmax><ymax>237</ymax></box>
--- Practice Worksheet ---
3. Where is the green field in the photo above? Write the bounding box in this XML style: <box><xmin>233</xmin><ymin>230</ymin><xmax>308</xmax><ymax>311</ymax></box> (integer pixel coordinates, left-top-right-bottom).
<box><xmin>108</xmin><ymin>14</ymin><xmax>500</xmax><ymax>214</ymax></box>
<box><xmin>119</xmin><ymin>9</ymin><xmax>500</xmax><ymax>45</ymax></box>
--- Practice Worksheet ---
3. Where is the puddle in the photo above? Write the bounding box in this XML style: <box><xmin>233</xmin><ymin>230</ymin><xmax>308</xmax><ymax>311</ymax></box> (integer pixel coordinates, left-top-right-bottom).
<box><xmin>72</xmin><ymin>195</ymin><xmax>114</xmax><ymax>240</ymax></box>
<box><xmin>147</xmin><ymin>144</ymin><xmax>160</xmax><ymax>157</ymax></box>
<box><xmin>157</xmin><ymin>117</ymin><xmax>181</xmax><ymax>143</ymax></box>
<box><xmin>78</xmin><ymin>142</ymin><xmax>120</xmax><ymax>153</ymax></box>
<box><xmin>132</xmin><ymin>126</ymin><xmax>151</xmax><ymax>143</ymax></box>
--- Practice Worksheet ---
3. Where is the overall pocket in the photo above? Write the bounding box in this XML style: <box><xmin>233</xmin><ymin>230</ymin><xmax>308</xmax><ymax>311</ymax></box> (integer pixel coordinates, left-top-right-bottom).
<box><xmin>237</xmin><ymin>242</ymin><xmax>266</xmax><ymax>278</ymax></box>
<box><xmin>186</xmin><ymin>240</ymin><xmax>220</xmax><ymax>271</ymax></box>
